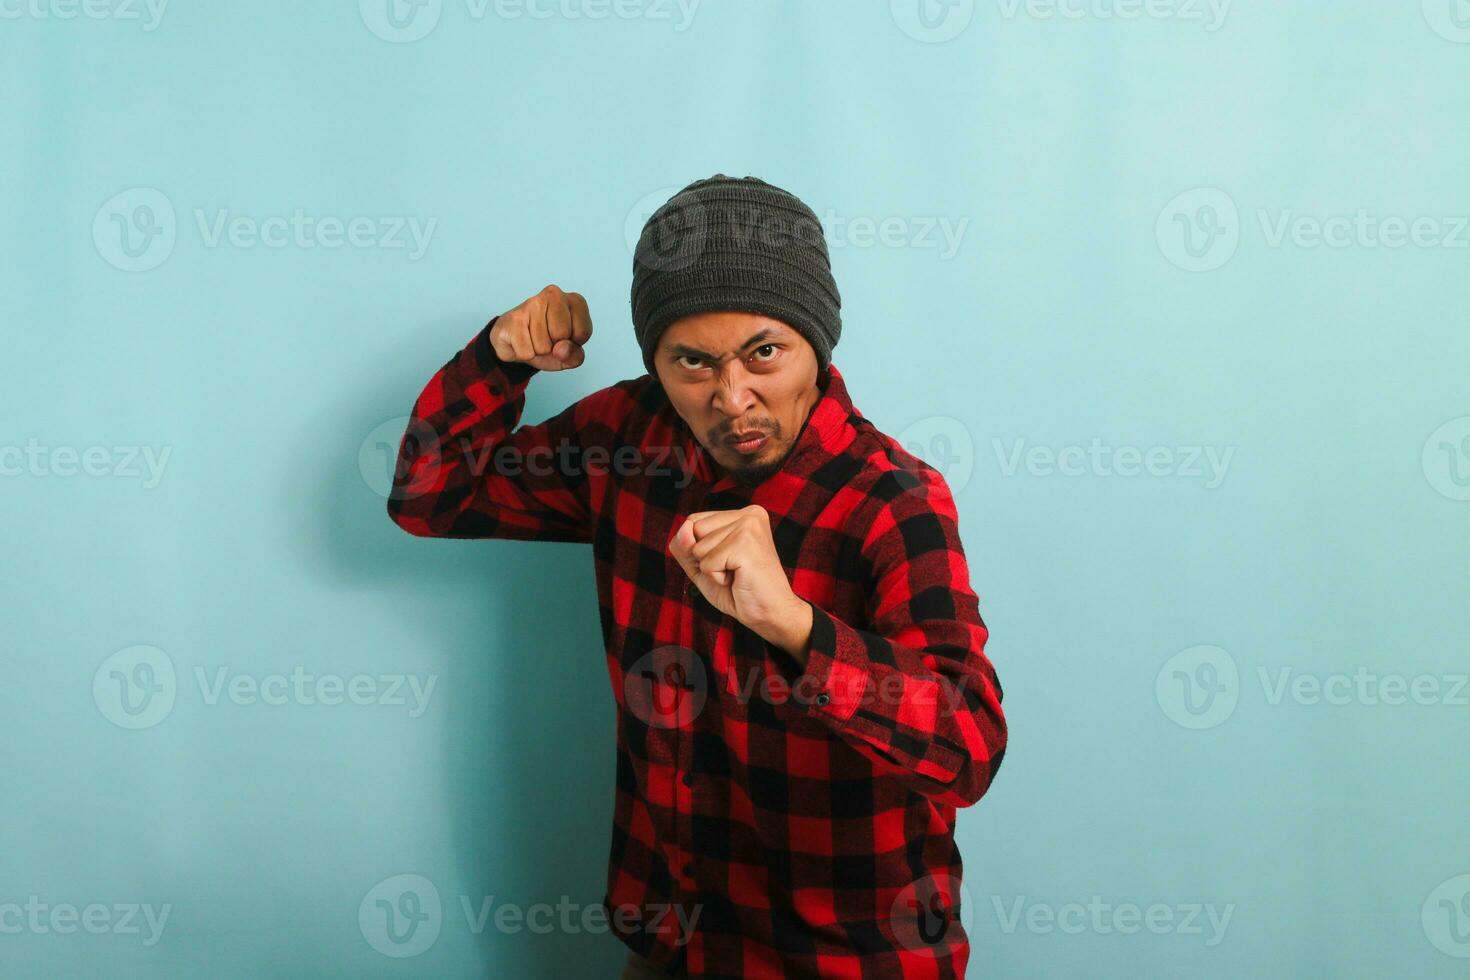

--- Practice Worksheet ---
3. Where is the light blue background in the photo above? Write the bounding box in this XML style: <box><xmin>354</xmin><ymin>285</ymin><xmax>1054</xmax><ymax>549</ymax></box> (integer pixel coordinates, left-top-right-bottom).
<box><xmin>4</xmin><ymin>1</ymin><xmax>1469</xmax><ymax>976</ymax></box>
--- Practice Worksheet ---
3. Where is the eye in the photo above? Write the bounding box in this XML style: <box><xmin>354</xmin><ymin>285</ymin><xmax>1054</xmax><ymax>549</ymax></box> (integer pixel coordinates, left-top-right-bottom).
<box><xmin>677</xmin><ymin>355</ymin><xmax>705</xmax><ymax>370</ymax></box>
<box><xmin>750</xmin><ymin>344</ymin><xmax>778</xmax><ymax>362</ymax></box>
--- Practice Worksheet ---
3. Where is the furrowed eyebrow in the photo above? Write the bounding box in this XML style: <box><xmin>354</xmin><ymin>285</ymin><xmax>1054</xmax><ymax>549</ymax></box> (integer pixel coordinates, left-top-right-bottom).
<box><xmin>666</xmin><ymin>328</ymin><xmax>782</xmax><ymax>361</ymax></box>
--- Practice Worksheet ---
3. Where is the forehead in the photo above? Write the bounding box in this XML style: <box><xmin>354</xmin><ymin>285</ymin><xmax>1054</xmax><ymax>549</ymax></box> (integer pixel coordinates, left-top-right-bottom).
<box><xmin>660</xmin><ymin>311</ymin><xmax>795</xmax><ymax>354</ymax></box>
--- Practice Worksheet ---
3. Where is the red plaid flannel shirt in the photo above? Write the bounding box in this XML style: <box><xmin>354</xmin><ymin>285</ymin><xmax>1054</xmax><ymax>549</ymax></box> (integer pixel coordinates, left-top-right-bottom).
<box><xmin>387</xmin><ymin>316</ymin><xmax>1007</xmax><ymax>978</ymax></box>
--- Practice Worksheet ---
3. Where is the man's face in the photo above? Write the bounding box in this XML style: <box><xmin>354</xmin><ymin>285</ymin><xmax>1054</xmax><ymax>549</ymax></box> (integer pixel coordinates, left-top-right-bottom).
<box><xmin>654</xmin><ymin>311</ymin><xmax>821</xmax><ymax>487</ymax></box>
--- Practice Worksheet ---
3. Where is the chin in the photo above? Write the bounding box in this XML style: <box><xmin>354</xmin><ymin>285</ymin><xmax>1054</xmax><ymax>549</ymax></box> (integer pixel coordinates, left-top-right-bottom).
<box><xmin>728</xmin><ymin>452</ymin><xmax>785</xmax><ymax>487</ymax></box>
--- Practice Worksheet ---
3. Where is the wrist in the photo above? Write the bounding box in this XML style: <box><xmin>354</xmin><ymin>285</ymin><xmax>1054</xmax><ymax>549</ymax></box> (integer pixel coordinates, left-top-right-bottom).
<box><xmin>762</xmin><ymin>594</ymin><xmax>814</xmax><ymax>665</ymax></box>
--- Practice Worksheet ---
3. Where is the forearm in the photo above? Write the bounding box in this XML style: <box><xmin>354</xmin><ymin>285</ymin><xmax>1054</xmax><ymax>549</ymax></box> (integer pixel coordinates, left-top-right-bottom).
<box><xmin>386</xmin><ymin>316</ymin><xmax>598</xmax><ymax>543</ymax></box>
<box><xmin>776</xmin><ymin>600</ymin><xmax>1005</xmax><ymax>808</ymax></box>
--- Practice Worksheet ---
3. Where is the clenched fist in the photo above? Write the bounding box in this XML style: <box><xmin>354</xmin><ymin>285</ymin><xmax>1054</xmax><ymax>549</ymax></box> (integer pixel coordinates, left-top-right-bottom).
<box><xmin>490</xmin><ymin>284</ymin><xmax>593</xmax><ymax>371</ymax></box>
<box><xmin>670</xmin><ymin>505</ymin><xmax>814</xmax><ymax>659</ymax></box>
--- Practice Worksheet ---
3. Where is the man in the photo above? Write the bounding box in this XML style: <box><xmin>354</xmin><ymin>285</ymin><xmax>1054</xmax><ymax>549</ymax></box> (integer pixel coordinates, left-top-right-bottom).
<box><xmin>386</xmin><ymin>174</ymin><xmax>1007</xmax><ymax>978</ymax></box>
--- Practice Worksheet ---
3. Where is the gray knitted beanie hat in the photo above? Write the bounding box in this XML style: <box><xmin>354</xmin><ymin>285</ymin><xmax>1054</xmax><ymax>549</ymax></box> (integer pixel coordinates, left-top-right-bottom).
<box><xmin>630</xmin><ymin>174</ymin><xmax>842</xmax><ymax>378</ymax></box>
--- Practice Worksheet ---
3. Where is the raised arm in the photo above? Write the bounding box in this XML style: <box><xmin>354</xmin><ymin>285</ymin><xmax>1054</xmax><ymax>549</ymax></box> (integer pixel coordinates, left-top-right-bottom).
<box><xmin>385</xmin><ymin>285</ymin><xmax>601</xmax><ymax>544</ymax></box>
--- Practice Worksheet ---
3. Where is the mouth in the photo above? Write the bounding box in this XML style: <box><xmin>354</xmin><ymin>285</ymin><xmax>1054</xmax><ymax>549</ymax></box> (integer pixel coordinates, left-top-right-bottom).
<box><xmin>726</xmin><ymin>431</ymin><xmax>768</xmax><ymax>454</ymax></box>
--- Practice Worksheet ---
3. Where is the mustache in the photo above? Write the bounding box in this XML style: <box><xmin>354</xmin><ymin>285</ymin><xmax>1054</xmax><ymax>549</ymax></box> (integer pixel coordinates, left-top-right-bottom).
<box><xmin>714</xmin><ymin>420</ymin><xmax>777</xmax><ymax>441</ymax></box>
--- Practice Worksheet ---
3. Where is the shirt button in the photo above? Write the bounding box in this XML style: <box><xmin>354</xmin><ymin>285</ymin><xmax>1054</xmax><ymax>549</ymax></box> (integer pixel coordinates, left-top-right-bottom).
<box><xmin>815</xmin><ymin>692</ymin><xmax>831</xmax><ymax>707</ymax></box>
<box><xmin>684</xmin><ymin>862</ymin><xmax>695</xmax><ymax>878</ymax></box>
<box><xmin>682</xmin><ymin>772</ymin><xmax>693</xmax><ymax>786</ymax></box>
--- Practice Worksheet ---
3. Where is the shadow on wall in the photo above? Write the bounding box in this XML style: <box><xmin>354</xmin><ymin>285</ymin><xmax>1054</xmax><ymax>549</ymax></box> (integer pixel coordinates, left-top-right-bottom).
<box><xmin>299</xmin><ymin>314</ymin><xmax>622</xmax><ymax>979</ymax></box>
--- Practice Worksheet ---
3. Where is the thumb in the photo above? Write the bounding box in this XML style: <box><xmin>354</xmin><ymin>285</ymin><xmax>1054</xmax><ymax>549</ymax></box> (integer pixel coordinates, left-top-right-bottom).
<box><xmin>669</xmin><ymin>522</ymin><xmax>705</xmax><ymax>583</ymax></box>
<box><xmin>554</xmin><ymin>339</ymin><xmax>585</xmax><ymax>368</ymax></box>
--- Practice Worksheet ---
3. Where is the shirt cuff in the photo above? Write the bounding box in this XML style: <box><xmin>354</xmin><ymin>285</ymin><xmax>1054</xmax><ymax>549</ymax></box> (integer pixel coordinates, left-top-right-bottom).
<box><xmin>771</xmin><ymin>600</ymin><xmax>870</xmax><ymax>722</ymax></box>
<box><xmin>470</xmin><ymin>314</ymin><xmax>539</xmax><ymax>390</ymax></box>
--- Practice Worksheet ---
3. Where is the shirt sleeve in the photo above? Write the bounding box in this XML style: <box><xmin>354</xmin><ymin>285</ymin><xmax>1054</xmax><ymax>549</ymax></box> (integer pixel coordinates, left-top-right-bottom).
<box><xmin>769</xmin><ymin>467</ymin><xmax>1007</xmax><ymax>809</ymax></box>
<box><xmin>385</xmin><ymin>314</ymin><xmax>604</xmax><ymax>544</ymax></box>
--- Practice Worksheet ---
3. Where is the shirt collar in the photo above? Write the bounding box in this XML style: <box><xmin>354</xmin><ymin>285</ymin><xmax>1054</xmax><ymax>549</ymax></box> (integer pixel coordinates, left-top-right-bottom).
<box><xmin>673</xmin><ymin>363</ymin><xmax>856</xmax><ymax>492</ymax></box>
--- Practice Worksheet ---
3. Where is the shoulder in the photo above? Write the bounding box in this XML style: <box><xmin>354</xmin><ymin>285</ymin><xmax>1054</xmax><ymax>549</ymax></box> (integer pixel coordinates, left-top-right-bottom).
<box><xmin>849</xmin><ymin>420</ymin><xmax>959</xmax><ymax>511</ymax></box>
<box><xmin>842</xmin><ymin>420</ymin><xmax>964</xmax><ymax>554</ymax></box>
<box><xmin>564</xmin><ymin>372</ymin><xmax>677</xmax><ymax>447</ymax></box>
<box><xmin>569</xmin><ymin>373</ymin><xmax>650</xmax><ymax>419</ymax></box>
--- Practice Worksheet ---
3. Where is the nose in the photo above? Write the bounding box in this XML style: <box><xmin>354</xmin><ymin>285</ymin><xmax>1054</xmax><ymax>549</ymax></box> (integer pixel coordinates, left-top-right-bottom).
<box><xmin>710</xmin><ymin>361</ymin><xmax>757</xmax><ymax>419</ymax></box>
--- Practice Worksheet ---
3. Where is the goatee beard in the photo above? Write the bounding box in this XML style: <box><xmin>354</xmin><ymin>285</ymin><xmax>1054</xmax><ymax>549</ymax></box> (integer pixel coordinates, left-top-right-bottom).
<box><xmin>729</xmin><ymin>444</ymin><xmax>790</xmax><ymax>487</ymax></box>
